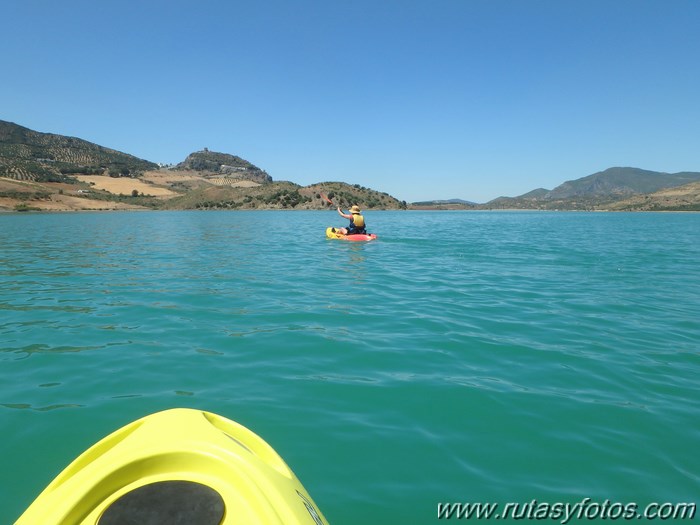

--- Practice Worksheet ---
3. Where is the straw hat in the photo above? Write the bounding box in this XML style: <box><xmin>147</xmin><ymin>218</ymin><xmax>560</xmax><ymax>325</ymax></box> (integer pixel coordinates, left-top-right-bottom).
<box><xmin>349</xmin><ymin>205</ymin><xmax>361</xmax><ymax>214</ymax></box>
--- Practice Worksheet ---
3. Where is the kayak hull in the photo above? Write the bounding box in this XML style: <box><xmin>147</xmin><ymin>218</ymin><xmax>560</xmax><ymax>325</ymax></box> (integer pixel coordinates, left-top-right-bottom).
<box><xmin>326</xmin><ymin>227</ymin><xmax>377</xmax><ymax>242</ymax></box>
<box><xmin>15</xmin><ymin>408</ymin><xmax>329</xmax><ymax>525</ymax></box>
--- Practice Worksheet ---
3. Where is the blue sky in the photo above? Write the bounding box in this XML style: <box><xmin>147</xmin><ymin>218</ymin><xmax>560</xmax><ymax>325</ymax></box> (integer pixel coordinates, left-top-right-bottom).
<box><xmin>3</xmin><ymin>0</ymin><xmax>699</xmax><ymax>203</ymax></box>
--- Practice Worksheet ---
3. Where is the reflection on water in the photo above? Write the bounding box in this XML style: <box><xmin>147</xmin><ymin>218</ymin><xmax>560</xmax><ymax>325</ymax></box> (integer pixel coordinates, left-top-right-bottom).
<box><xmin>2</xmin><ymin>403</ymin><xmax>84</xmax><ymax>411</ymax></box>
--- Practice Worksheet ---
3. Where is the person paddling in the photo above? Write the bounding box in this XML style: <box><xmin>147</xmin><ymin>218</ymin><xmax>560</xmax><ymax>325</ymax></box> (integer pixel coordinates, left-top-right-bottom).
<box><xmin>334</xmin><ymin>205</ymin><xmax>367</xmax><ymax>235</ymax></box>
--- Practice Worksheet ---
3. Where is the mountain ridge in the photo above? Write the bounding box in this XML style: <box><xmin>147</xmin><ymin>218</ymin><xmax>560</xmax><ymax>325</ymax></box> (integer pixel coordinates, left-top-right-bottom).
<box><xmin>542</xmin><ymin>167</ymin><xmax>700</xmax><ymax>199</ymax></box>
<box><xmin>0</xmin><ymin>121</ymin><xmax>408</xmax><ymax>211</ymax></box>
<box><xmin>2</xmin><ymin>120</ymin><xmax>699</xmax><ymax>211</ymax></box>
<box><xmin>481</xmin><ymin>167</ymin><xmax>700</xmax><ymax>210</ymax></box>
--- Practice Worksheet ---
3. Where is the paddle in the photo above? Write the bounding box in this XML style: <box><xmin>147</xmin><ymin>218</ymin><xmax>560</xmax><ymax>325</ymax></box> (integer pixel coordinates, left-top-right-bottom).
<box><xmin>321</xmin><ymin>193</ymin><xmax>343</xmax><ymax>234</ymax></box>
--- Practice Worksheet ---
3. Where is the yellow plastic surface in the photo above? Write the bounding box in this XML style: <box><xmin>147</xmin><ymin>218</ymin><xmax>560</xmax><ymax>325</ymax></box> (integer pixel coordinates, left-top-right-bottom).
<box><xmin>15</xmin><ymin>408</ymin><xmax>329</xmax><ymax>525</ymax></box>
<box><xmin>325</xmin><ymin>227</ymin><xmax>376</xmax><ymax>241</ymax></box>
<box><xmin>326</xmin><ymin>227</ymin><xmax>345</xmax><ymax>240</ymax></box>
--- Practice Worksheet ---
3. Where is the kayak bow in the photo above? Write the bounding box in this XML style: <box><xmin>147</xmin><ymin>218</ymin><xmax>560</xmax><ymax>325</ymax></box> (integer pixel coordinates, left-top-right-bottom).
<box><xmin>16</xmin><ymin>408</ymin><xmax>329</xmax><ymax>525</ymax></box>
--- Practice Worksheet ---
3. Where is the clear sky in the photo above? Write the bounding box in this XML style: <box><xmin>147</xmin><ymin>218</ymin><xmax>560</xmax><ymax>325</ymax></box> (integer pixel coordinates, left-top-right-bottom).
<box><xmin>3</xmin><ymin>0</ymin><xmax>699</xmax><ymax>203</ymax></box>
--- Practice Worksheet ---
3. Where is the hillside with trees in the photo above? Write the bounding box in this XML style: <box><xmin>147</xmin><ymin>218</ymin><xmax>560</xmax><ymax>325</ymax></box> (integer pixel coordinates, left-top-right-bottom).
<box><xmin>0</xmin><ymin>120</ymin><xmax>157</xmax><ymax>182</ymax></box>
<box><xmin>2</xmin><ymin>121</ymin><xmax>699</xmax><ymax>212</ymax></box>
<box><xmin>0</xmin><ymin>121</ymin><xmax>405</xmax><ymax>212</ymax></box>
<box><xmin>482</xmin><ymin>167</ymin><xmax>700</xmax><ymax>210</ymax></box>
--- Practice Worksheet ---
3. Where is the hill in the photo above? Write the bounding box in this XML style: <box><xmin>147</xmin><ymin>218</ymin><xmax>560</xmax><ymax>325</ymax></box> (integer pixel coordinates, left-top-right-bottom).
<box><xmin>0</xmin><ymin>120</ymin><xmax>157</xmax><ymax>182</ymax></box>
<box><xmin>0</xmin><ymin>121</ymin><xmax>405</xmax><ymax>212</ymax></box>
<box><xmin>606</xmin><ymin>181</ymin><xmax>700</xmax><ymax>211</ymax></box>
<box><xmin>3</xmin><ymin>121</ymin><xmax>698</xmax><ymax>213</ymax></box>
<box><xmin>174</xmin><ymin>149</ymin><xmax>272</xmax><ymax>185</ymax></box>
<box><xmin>410</xmin><ymin>199</ymin><xmax>477</xmax><ymax>210</ymax></box>
<box><xmin>161</xmin><ymin>180</ymin><xmax>406</xmax><ymax>211</ymax></box>
<box><xmin>545</xmin><ymin>167</ymin><xmax>700</xmax><ymax>199</ymax></box>
<box><xmin>483</xmin><ymin>167</ymin><xmax>700</xmax><ymax>210</ymax></box>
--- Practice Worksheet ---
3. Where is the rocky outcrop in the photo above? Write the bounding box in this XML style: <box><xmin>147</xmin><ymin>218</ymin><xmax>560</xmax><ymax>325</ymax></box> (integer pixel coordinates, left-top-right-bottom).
<box><xmin>174</xmin><ymin>149</ymin><xmax>272</xmax><ymax>184</ymax></box>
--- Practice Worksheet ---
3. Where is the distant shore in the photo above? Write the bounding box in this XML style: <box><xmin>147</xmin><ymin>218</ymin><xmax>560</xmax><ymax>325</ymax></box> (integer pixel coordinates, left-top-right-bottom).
<box><xmin>2</xmin><ymin>170</ymin><xmax>699</xmax><ymax>213</ymax></box>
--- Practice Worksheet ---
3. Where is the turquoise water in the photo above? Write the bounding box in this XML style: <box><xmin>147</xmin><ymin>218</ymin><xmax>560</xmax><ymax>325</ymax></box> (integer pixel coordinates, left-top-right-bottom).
<box><xmin>1</xmin><ymin>210</ymin><xmax>698</xmax><ymax>523</ymax></box>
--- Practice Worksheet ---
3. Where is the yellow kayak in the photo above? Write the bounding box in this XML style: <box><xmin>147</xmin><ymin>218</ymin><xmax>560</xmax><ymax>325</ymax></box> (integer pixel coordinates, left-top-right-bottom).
<box><xmin>325</xmin><ymin>227</ymin><xmax>377</xmax><ymax>242</ymax></box>
<box><xmin>15</xmin><ymin>408</ymin><xmax>329</xmax><ymax>525</ymax></box>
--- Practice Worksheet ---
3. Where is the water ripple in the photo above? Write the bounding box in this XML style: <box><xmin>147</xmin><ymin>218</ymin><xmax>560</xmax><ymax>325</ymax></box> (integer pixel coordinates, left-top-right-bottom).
<box><xmin>1</xmin><ymin>211</ymin><xmax>699</xmax><ymax>524</ymax></box>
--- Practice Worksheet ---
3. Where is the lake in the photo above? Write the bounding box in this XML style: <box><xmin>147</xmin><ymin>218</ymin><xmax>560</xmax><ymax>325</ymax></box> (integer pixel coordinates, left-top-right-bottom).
<box><xmin>1</xmin><ymin>210</ymin><xmax>698</xmax><ymax>523</ymax></box>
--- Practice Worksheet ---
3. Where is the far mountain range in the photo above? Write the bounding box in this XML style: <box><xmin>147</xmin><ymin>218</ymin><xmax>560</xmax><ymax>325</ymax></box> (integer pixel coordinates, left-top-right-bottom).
<box><xmin>1</xmin><ymin>119</ymin><xmax>698</xmax><ymax>212</ymax></box>
<box><xmin>414</xmin><ymin>167</ymin><xmax>700</xmax><ymax>211</ymax></box>
<box><xmin>477</xmin><ymin>167</ymin><xmax>700</xmax><ymax>211</ymax></box>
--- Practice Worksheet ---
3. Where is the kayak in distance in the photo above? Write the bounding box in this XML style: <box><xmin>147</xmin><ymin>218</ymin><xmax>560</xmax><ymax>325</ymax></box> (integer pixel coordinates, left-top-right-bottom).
<box><xmin>15</xmin><ymin>408</ymin><xmax>329</xmax><ymax>525</ymax></box>
<box><xmin>326</xmin><ymin>227</ymin><xmax>377</xmax><ymax>242</ymax></box>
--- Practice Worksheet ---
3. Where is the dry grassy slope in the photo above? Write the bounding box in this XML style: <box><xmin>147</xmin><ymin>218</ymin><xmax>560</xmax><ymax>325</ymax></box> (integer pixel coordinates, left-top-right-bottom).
<box><xmin>606</xmin><ymin>181</ymin><xmax>700</xmax><ymax>211</ymax></box>
<box><xmin>0</xmin><ymin>176</ymin><xmax>148</xmax><ymax>211</ymax></box>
